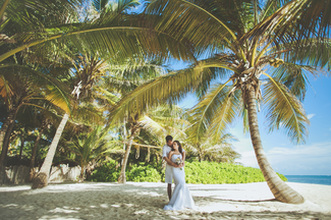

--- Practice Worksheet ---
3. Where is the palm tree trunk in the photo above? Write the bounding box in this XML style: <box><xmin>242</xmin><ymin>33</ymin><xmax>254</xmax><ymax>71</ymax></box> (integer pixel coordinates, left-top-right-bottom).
<box><xmin>80</xmin><ymin>164</ymin><xmax>85</xmax><ymax>182</ymax></box>
<box><xmin>118</xmin><ymin>135</ymin><xmax>134</xmax><ymax>184</ymax></box>
<box><xmin>118</xmin><ymin>126</ymin><xmax>139</xmax><ymax>184</ymax></box>
<box><xmin>0</xmin><ymin>109</ymin><xmax>17</xmax><ymax>167</ymax></box>
<box><xmin>31</xmin><ymin>113</ymin><xmax>69</xmax><ymax>189</ymax></box>
<box><xmin>245</xmin><ymin>85</ymin><xmax>304</xmax><ymax>204</ymax></box>
<box><xmin>0</xmin><ymin>108</ymin><xmax>18</xmax><ymax>184</ymax></box>
<box><xmin>19</xmin><ymin>135</ymin><xmax>24</xmax><ymax>160</ymax></box>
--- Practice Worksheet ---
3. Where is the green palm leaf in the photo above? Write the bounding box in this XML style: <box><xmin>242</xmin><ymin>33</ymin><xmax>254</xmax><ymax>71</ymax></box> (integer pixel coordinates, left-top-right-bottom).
<box><xmin>187</xmin><ymin>83</ymin><xmax>241</xmax><ymax>143</ymax></box>
<box><xmin>0</xmin><ymin>64</ymin><xmax>71</xmax><ymax>112</ymax></box>
<box><xmin>145</xmin><ymin>0</ymin><xmax>239</xmax><ymax>50</ymax></box>
<box><xmin>246</xmin><ymin>0</ymin><xmax>331</xmax><ymax>45</ymax></box>
<box><xmin>268</xmin><ymin>38</ymin><xmax>331</xmax><ymax>71</ymax></box>
<box><xmin>272</xmin><ymin>62</ymin><xmax>318</xmax><ymax>101</ymax></box>
<box><xmin>108</xmin><ymin>59</ymin><xmax>234</xmax><ymax>124</ymax></box>
<box><xmin>263</xmin><ymin>73</ymin><xmax>309</xmax><ymax>143</ymax></box>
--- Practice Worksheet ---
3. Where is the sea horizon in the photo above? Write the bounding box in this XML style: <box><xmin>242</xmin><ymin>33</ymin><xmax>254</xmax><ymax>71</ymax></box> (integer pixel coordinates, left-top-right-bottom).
<box><xmin>285</xmin><ymin>175</ymin><xmax>331</xmax><ymax>186</ymax></box>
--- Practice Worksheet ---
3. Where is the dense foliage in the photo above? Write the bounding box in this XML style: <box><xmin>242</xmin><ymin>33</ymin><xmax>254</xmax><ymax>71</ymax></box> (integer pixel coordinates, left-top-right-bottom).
<box><xmin>88</xmin><ymin>160</ymin><xmax>287</xmax><ymax>184</ymax></box>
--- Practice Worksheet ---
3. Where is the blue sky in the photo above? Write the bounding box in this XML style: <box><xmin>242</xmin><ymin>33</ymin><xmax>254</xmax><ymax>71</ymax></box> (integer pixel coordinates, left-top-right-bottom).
<box><xmin>177</xmin><ymin>67</ymin><xmax>331</xmax><ymax>175</ymax></box>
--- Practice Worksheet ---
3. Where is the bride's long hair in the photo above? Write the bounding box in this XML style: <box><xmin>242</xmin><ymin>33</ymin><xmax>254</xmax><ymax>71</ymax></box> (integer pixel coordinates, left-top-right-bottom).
<box><xmin>173</xmin><ymin>140</ymin><xmax>183</xmax><ymax>154</ymax></box>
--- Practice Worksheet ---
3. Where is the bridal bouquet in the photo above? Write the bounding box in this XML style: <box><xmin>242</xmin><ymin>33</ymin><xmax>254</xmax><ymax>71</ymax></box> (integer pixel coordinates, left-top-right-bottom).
<box><xmin>175</xmin><ymin>157</ymin><xmax>183</xmax><ymax>170</ymax></box>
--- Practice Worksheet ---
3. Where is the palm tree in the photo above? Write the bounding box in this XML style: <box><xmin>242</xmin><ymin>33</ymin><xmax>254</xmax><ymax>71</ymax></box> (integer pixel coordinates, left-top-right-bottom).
<box><xmin>108</xmin><ymin>0</ymin><xmax>330</xmax><ymax>203</ymax></box>
<box><xmin>0</xmin><ymin>64</ymin><xmax>70</xmax><ymax>183</ymax></box>
<box><xmin>67</xmin><ymin>126</ymin><xmax>117</xmax><ymax>181</ymax></box>
<box><xmin>0</xmin><ymin>0</ymin><xmax>194</xmax><ymax>64</ymax></box>
<box><xmin>186</xmin><ymin>133</ymin><xmax>240</xmax><ymax>163</ymax></box>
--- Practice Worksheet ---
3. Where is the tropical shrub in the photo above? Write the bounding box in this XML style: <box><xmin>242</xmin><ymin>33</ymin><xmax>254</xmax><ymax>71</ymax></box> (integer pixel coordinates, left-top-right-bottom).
<box><xmin>88</xmin><ymin>161</ymin><xmax>161</xmax><ymax>182</ymax></box>
<box><xmin>88</xmin><ymin>160</ymin><xmax>121</xmax><ymax>182</ymax></box>
<box><xmin>126</xmin><ymin>164</ymin><xmax>161</xmax><ymax>182</ymax></box>
<box><xmin>185</xmin><ymin>161</ymin><xmax>287</xmax><ymax>184</ymax></box>
<box><xmin>88</xmin><ymin>160</ymin><xmax>287</xmax><ymax>184</ymax></box>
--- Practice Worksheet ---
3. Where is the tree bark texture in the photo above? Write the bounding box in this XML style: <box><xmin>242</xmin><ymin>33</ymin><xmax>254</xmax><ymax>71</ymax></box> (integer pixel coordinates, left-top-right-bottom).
<box><xmin>31</xmin><ymin>113</ymin><xmax>69</xmax><ymax>189</ymax></box>
<box><xmin>245</xmin><ymin>85</ymin><xmax>304</xmax><ymax>204</ymax></box>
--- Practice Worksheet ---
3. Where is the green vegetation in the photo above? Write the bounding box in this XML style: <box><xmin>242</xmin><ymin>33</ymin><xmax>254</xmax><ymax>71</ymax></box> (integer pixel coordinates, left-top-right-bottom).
<box><xmin>185</xmin><ymin>162</ymin><xmax>287</xmax><ymax>184</ymax></box>
<box><xmin>88</xmin><ymin>160</ymin><xmax>287</xmax><ymax>184</ymax></box>
<box><xmin>0</xmin><ymin>0</ymin><xmax>328</xmax><ymax>204</ymax></box>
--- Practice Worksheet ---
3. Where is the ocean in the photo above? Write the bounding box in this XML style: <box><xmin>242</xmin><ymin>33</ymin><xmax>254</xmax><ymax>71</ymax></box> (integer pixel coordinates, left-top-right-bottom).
<box><xmin>285</xmin><ymin>175</ymin><xmax>331</xmax><ymax>186</ymax></box>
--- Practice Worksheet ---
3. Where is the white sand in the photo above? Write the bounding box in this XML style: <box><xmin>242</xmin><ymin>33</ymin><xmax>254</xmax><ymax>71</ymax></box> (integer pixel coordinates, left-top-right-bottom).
<box><xmin>1</xmin><ymin>181</ymin><xmax>330</xmax><ymax>219</ymax></box>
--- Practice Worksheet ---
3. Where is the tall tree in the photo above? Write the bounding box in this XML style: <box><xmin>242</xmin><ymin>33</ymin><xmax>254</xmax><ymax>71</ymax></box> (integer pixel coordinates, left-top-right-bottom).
<box><xmin>108</xmin><ymin>0</ymin><xmax>330</xmax><ymax>203</ymax></box>
<box><xmin>0</xmin><ymin>0</ymin><xmax>194</xmax><ymax>64</ymax></box>
<box><xmin>0</xmin><ymin>64</ymin><xmax>70</xmax><ymax>183</ymax></box>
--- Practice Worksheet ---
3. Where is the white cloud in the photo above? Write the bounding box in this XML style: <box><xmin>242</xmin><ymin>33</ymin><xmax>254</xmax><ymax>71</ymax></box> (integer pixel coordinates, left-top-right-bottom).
<box><xmin>307</xmin><ymin>114</ymin><xmax>316</xmax><ymax>120</ymax></box>
<box><xmin>229</xmin><ymin>121</ymin><xmax>331</xmax><ymax>175</ymax></box>
<box><xmin>266</xmin><ymin>142</ymin><xmax>331</xmax><ymax>175</ymax></box>
<box><xmin>235</xmin><ymin>141</ymin><xmax>331</xmax><ymax>175</ymax></box>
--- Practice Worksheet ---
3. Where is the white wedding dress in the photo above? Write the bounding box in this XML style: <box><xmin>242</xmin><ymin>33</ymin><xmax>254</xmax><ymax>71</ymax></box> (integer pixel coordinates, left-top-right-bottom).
<box><xmin>164</xmin><ymin>154</ymin><xmax>195</xmax><ymax>211</ymax></box>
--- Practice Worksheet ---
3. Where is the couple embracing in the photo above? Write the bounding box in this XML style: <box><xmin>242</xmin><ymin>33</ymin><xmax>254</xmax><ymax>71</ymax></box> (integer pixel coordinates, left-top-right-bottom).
<box><xmin>162</xmin><ymin>135</ymin><xmax>195</xmax><ymax>211</ymax></box>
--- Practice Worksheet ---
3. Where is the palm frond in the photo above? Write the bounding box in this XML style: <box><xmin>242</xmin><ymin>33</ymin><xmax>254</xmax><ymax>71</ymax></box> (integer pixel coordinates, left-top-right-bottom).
<box><xmin>1</xmin><ymin>0</ymin><xmax>81</xmax><ymax>33</ymax></box>
<box><xmin>246</xmin><ymin>0</ymin><xmax>330</xmax><ymax>46</ymax></box>
<box><xmin>268</xmin><ymin>38</ymin><xmax>331</xmax><ymax>71</ymax></box>
<box><xmin>188</xmin><ymin>82</ymin><xmax>240</xmax><ymax>144</ymax></box>
<box><xmin>208</xmin><ymin>87</ymin><xmax>241</xmax><ymax>143</ymax></box>
<box><xmin>272</xmin><ymin>62</ymin><xmax>318</xmax><ymax>101</ymax></box>
<box><xmin>1</xmin><ymin>20</ymin><xmax>196</xmax><ymax>64</ymax></box>
<box><xmin>71</xmin><ymin>102</ymin><xmax>105</xmax><ymax>126</ymax></box>
<box><xmin>0</xmin><ymin>64</ymin><xmax>72</xmax><ymax>112</ymax></box>
<box><xmin>263</xmin><ymin>73</ymin><xmax>309</xmax><ymax>143</ymax></box>
<box><xmin>139</xmin><ymin>115</ymin><xmax>166</xmax><ymax>138</ymax></box>
<box><xmin>108</xmin><ymin>59</ymin><xmax>233</xmax><ymax>125</ymax></box>
<box><xmin>145</xmin><ymin>0</ymin><xmax>237</xmax><ymax>50</ymax></box>
<box><xmin>92</xmin><ymin>0</ymin><xmax>111</xmax><ymax>12</ymax></box>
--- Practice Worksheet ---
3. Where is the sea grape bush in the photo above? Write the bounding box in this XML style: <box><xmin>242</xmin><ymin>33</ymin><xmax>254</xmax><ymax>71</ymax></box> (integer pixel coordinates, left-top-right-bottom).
<box><xmin>88</xmin><ymin>160</ymin><xmax>287</xmax><ymax>183</ymax></box>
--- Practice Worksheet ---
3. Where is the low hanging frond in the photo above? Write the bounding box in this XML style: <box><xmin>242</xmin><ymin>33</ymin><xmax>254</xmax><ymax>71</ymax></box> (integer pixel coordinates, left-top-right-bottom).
<box><xmin>107</xmin><ymin>59</ymin><xmax>233</xmax><ymax>125</ymax></box>
<box><xmin>108</xmin><ymin>68</ymin><xmax>198</xmax><ymax>125</ymax></box>
<box><xmin>188</xmin><ymin>82</ymin><xmax>239</xmax><ymax>144</ymax></box>
<box><xmin>208</xmin><ymin>87</ymin><xmax>241</xmax><ymax>143</ymax></box>
<box><xmin>263</xmin><ymin>73</ymin><xmax>309</xmax><ymax>143</ymax></box>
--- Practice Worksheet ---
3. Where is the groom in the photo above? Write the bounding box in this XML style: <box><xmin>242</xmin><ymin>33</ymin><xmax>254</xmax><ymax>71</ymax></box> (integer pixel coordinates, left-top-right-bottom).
<box><xmin>162</xmin><ymin>135</ymin><xmax>185</xmax><ymax>201</ymax></box>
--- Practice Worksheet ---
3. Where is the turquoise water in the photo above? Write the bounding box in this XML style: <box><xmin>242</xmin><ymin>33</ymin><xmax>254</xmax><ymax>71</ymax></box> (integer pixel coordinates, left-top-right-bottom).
<box><xmin>285</xmin><ymin>175</ymin><xmax>331</xmax><ymax>186</ymax></box>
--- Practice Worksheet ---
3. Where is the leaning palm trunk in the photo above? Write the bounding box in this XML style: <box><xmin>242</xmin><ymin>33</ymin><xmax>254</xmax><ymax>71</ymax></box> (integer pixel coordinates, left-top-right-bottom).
<box><xmin>245</xmin><ymin>85</ymin><xmax>304</xmax><ymax>204</ymax></box>
<box><xmin>31</xmin><ymin>113</ymin><xmax>69</xmax><ymax>189</ymax></box>
<box><xmin>118</xmin><ymin>134</ymin><xmax>134</xmax><ymax>184</ymax></box>
<box><xmin>79</xmin><ymin>164</ymin><xmax>85</xmax><ymax>182</ymax></box>
<box><xmin>118</xmin><ymin>126</ymin><xmax>140</xmax><ymax>184</ymax></box>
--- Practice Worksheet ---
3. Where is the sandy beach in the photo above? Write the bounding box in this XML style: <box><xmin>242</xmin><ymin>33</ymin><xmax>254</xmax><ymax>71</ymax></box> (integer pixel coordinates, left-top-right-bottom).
<box><xmin>1</xmin><ymin>181</ymin><xmax>331</xmax><ymax>220</ymax></box>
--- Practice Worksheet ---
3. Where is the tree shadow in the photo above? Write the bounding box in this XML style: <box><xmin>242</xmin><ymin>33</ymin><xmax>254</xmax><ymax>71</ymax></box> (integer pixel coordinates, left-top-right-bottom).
<box><xmin>0</xmin><ymin>182</ymin><xmax>330</xmax><ymax>220</ymax></box>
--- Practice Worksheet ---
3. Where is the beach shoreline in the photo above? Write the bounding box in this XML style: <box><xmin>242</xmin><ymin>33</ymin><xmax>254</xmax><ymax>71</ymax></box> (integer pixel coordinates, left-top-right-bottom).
<box><xmin>1</xmin><ymin>181</ymin><xmax>330</xmax><ymax>219</ymax></box>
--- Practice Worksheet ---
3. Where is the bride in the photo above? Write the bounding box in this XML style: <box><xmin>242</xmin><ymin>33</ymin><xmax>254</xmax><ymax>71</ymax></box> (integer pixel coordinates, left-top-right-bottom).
<box><xmin>164</xmin><ymin>140</ymin><xmax>195</xmax><ymax>211</ymax></box>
